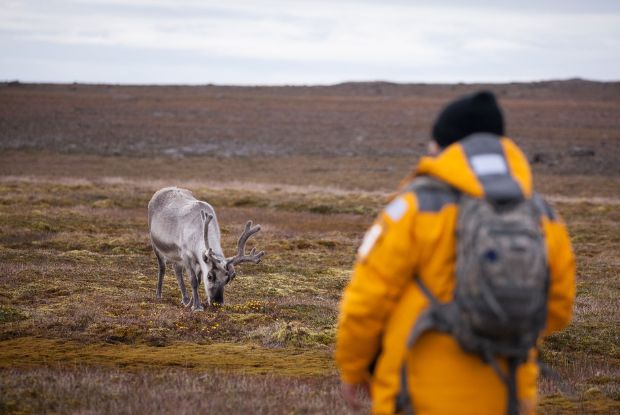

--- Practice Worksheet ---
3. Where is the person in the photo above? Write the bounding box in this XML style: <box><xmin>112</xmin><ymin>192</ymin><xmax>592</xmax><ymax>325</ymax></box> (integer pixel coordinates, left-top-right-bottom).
<box><xmin>335</xmin><ymin>91</ymin><xmax>575</xmax><ymax>415</ymax></box>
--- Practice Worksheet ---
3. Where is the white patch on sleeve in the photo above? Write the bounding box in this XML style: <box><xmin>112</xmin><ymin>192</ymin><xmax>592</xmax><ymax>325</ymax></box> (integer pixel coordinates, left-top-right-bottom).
<box><xmin>470</xmin><ymin>154</ymin><xmax>508</xmax><ymax>176</ymax></box>
<box><xmin>385</xmin><ymin>197</ymin><xmax>408</xmax><ymax>222</ymax></box>
<box><xmin>357</xmin><ymin>224</ymin><xmax>382</xmax><ymax>259</ymax></box>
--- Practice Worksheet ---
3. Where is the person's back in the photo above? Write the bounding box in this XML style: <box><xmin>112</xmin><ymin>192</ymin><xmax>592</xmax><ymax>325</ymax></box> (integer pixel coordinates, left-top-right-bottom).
<box><xmin>335</xmin><ymin>91</ymin><xmax>575</xmax><ymax>415</ymax></box>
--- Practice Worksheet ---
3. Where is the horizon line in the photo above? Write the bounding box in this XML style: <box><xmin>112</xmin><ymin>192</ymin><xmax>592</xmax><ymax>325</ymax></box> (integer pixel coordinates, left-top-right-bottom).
<box><xmin>3</xmin><ymin>76</ymin><xmax>620</xmax><ymax>88</ymax></box>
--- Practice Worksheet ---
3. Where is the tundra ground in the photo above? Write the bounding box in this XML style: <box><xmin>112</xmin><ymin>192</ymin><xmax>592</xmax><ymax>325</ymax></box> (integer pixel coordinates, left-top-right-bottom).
<box><xmin>0</xmin><ymin>82</ymin><xmax>619</xmax><ymax>414</ymax></box>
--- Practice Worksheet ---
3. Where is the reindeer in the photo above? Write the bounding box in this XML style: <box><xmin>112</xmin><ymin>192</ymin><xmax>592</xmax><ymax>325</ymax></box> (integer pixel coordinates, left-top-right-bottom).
<box><xmin>148</xmin><ymin>187</ymin><xmax>264</xmax><ymax>311</ymax></box>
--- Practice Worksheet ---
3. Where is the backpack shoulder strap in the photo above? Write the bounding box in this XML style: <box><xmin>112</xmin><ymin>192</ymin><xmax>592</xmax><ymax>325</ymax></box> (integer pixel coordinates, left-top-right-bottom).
<box><xmin>397</xmin><ymin>307</ymin><xmax>436</xmax><ymax>415</ymax></box>
<box><xmin>397</xmin><ymin>278</ymin><xmax>456</xmax><ymax>414</ymax></box>
<box><xmin>531</xmin><ymin>192</ymin><xmax>557</xmax><ymax>220</ymax></box>
<box><xmin>404</xmin><ymin>176</ymin><xmax>460</xmax><ymax>213</ymax></box>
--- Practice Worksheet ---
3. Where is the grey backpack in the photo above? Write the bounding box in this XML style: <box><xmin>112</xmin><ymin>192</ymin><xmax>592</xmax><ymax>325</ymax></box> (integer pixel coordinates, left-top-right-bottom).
<box><xmin>452</xmin><ymin>194</ymin><xmax>549</xmax><ymax>359</ymax></box>
<box><xmin>398</xmin><ymin>183</ymin><xmax>549</xmax><ymax>415</ymax></box>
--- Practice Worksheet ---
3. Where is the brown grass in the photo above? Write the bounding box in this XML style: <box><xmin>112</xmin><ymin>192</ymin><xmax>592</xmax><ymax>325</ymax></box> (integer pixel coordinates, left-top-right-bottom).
<box><xmin>0</xmin><ymin>367</ymin><xmax>359</xmax><ymax>415</ymax></box>
<box><xmin>0</xmin><ymin>150</ymin><xmax>618</xmax><ymax>413</ymax></box>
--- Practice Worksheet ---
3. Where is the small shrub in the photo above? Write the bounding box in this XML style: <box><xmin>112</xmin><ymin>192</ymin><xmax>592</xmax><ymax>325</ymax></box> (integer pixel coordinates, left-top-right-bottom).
<box><xmin>0</xmin><ymin>306</ymin><xmax>28</xmax><ymax>323</ymax></box>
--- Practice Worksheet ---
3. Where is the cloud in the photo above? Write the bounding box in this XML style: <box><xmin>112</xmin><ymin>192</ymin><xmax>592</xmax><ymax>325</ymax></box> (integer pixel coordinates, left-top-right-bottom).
<box><xmin>1</xmin><ymin>0</ymin><xmax>619</xmax><ymax>83</ymax></box>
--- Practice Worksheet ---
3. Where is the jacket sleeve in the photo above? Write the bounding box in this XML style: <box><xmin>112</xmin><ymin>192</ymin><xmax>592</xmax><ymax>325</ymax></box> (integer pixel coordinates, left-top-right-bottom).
<box><xmin>540</xmin><ymin>205</ymin><xmax>576</xmax><ymax>336</ymax></box>
<box><xmin>335</xmin><ymin>193</ymin><xmax>418</xmax><ymax>384</ymax></box>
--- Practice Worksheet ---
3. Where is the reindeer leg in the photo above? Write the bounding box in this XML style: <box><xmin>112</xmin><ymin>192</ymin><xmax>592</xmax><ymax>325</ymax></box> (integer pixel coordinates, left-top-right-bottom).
<box><xmin>189</xmin><ymin>267</ymin><xmax>204</xmax><ymax>312</ymax></box>
<box><xmin>174</xmin><ymin>264</ymin><xmax>191</xmax><ymax>307</ymax></box>
<box><xmin>154</xmin><ymin>249</ymin><xmax>166</xmax><ymax>300</ymax></box>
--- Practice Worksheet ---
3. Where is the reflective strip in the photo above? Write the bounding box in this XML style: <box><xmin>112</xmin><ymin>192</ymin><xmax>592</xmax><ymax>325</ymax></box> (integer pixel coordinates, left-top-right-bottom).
<box><xmin>471</xmin><ymin>154</ymin><xmax>508</xmax><ymax>176</ymax></box>
<box><xmin>385</xmin><ymin>197</ymin><xmax>408</xmax><ymax>222</ymax></box>
<box><xmin>357</xmin><ymin>224</ymin><xmax>382</xmax><ymax>259</ymax></box>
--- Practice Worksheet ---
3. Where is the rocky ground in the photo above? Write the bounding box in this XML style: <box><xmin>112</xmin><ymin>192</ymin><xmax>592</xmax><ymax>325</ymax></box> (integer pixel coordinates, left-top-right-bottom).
<box><xmin>1</xmin><ymin>80</ymin><xmax>619</xmax><ymax>174</ymax></box>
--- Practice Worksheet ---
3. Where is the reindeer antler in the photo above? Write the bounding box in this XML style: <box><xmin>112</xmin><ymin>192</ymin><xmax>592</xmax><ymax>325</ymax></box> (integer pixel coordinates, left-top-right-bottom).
<box><xmin>201</xmin><ymin>210</ymin><xmax>213</xmax><ymax>246</ymax></box>
<box><xmin>227</xmin><ymin>220</ymin><xmax>265</xmax><ymax>267</ymax></box>
<box><xmin>202</xmin><ymin>210</ymin><xmax>223</xmax><ymax>265</ymax></box>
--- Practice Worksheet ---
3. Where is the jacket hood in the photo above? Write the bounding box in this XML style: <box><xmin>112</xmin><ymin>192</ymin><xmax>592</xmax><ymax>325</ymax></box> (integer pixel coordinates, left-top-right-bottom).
<box><xmin>415</xmin><ymin>133</ymin><xmax>533</xmax><ymax>200</ymax></box>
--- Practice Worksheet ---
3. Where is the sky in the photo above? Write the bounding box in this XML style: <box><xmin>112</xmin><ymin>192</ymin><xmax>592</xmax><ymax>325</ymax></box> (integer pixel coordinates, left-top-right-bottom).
<box><xmin>1</xmin><ymin>0</ymin><xmax>620</xmax><ymax>85</ymax></box>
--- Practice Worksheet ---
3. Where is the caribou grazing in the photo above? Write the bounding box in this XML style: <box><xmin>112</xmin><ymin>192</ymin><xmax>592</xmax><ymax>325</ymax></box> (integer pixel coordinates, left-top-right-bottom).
<box><xmin>148</xmin><ymin>187</ymin><xmax>265</xmax><ymax>311</ymax></box>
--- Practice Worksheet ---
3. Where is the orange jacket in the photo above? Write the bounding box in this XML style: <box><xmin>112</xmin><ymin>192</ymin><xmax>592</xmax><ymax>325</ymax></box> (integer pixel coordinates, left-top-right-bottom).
<box><xmin>335</xmin><ymin>134</ymin><xmax>575</xmax><ymax>415</ymax></box>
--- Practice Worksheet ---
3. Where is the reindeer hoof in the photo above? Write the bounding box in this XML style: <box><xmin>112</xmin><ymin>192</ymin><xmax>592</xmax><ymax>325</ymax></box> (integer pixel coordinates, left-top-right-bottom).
<box><xmin>182</xmin><ymin>297</ymin><xmax>191</xmax><ymax>307</ymax></box>
<box><xmin>191</xmin><ymin>305</ymin><xmax>204</xmax><ymax>312</ymax></box>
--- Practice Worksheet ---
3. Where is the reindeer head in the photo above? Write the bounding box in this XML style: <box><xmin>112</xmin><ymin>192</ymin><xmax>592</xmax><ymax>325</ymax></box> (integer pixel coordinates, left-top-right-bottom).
<box><xmin>201</xmin><ymin>212</ymin><xmax>265</xmax><ymax>305</ymax></box>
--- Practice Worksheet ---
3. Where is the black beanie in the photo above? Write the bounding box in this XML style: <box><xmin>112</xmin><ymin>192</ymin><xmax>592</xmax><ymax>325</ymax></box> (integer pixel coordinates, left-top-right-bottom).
<box><xmin>432</xmin><ymin>90</ymin><xmax>504</xmax><ymax>148</ymax></box>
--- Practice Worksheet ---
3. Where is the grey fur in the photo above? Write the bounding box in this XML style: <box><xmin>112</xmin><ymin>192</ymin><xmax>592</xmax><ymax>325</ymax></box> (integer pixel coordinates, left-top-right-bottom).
<box><xmin>148</xmin><ymin>187</ymin><xmax>265</xmax><ymax>311</ymax></box>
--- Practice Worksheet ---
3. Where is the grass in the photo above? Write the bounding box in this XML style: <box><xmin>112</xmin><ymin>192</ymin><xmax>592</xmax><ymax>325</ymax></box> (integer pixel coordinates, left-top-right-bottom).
<box><xmin>536</xmin><ymin>200</ymin><xmax>620</xmax><ymax>409</ymax></box>
<box><xmin>0</xmin><ymin>152</ymin><xmax>618</xmax><ymax>413</ymax></box>
<box><xmin>0</xmin><ymin>367</ymin><xmax>355</xmax><ymax>415</ymax></box>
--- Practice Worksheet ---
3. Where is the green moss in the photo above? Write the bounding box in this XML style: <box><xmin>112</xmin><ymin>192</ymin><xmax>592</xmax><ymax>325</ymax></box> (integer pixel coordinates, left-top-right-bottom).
<box><xmin>248</xmin><ymin>321</ymin><xmax>335</xmax><ymax>348</ymax></box>
<box><xmin>539</xmin><ymin>394</ymin><xmax>575</xmax><ymax>412</ymax></box>
<box><xmin>544</xmin><ymin>322</ymin><xmax>620</xmax><ymax>359</ymax></box>
<box><xmin>0</xmin><ymin>306</ymin><xmax>28</xmax><ymax>323</ymax></box>
<box><xmin>277</xmin><ymin>304</ymin><xmax>336</xmax><ymax>328</ymax></box>
<box><xmin>231</xmin><ymin>196</ymin><xmax>268</xmax><ymax>208</ymax></box>
<box><xmin>309</xmin><ymin>205</ymin><xmax>337</xmax><ymax>214</ymax></box>
<box><xmin>92</xmin><ymin>199</ymin><xmax>116</xmax><ymax>208</ymax></box>
<box><xmin>0</xmin><ymin>337</ymin><xmax>334</xmax><ymax>376</ymax></box>
<box><xmin>31</xmin><ymin>221</ymin><xmax>57</xmax><ymax>232</ymax></box>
